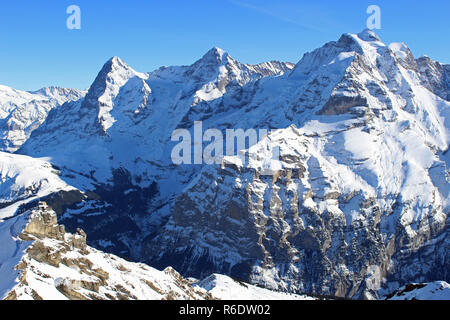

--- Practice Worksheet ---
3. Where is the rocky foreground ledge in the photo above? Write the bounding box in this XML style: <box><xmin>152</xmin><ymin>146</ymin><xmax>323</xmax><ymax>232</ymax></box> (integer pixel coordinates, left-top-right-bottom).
<box><xmin>0</xmin><ymin>202</ymin><xmax>313</xmax><ymax>300</ymax></box>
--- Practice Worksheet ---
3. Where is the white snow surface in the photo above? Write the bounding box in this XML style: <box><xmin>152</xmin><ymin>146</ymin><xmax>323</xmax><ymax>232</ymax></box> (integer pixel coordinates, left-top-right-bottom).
<box><xmin>196</xmin><ymin>274</ymin><xmax>314</xmax><ymax>300</ymax></box>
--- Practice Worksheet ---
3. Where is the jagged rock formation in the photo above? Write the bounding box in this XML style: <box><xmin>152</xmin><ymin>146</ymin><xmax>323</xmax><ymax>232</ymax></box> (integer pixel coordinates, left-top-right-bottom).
<box><xmin>139</xmin><ymin>30</ymin><xmax>449</xmax><ymax>299</ymax></box>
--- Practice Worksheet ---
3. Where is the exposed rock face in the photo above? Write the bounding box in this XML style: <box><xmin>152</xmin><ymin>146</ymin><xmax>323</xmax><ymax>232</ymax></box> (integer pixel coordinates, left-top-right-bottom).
<box><xmin>417</xmin><ymin>56</ymin><xmax>450</xmax><ymax>101</ymax></box>
<box><xmin>22</xmin><ymin>203</ymin><xmax>88</xmax><ymax>251</ymax></box>
<box><xmin>2</xmin><ymin>203</ymin><xmax>312</xmax><ymax>300</ymax></box>
<box><xmin>318</xmin><ymin>95</ymin><xmax>368</xmax><ymax>115</ymax></box>
<box><xmin>144</xmin><ymin>126</ymin><xmax>448</xmax><ymax>298</ymax></box>
<box><xmin>386</xmin><ymin>281</ymin><xmax>450</xmax><ymax>300</ymax></box>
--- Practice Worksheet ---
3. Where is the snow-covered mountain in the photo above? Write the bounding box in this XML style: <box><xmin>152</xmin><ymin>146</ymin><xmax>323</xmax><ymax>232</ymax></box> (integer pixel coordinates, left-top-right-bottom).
<box><xmin>0</xmin><ymin>85</ymin><xmax>85</xmax><ymax>152</ymax></box>
<box><xmin>142</xmin><ymin>30</ymin><xmax>449</xmax><ymax>299</ymax></box>
<box><xmin>0</xmin><ymin>29</ymin><xmax>448</xmax><ymax>300</ymax></box>
<box><xmin>14</xmin><ymin>50</ymin><xmax>296</xmax><ymax>260</ymax></box>
<box><xmin>0</xmin><ymin>202</ymin><xmax>312</xmax><ymax>300</ymax></box>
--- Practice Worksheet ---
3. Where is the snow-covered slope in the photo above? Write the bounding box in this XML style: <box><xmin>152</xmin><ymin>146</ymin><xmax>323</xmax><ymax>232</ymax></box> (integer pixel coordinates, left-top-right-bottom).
<box><xmin>0</xmin><ymin>85</ymin><xmax>85</xmax><ymax>152</ymax></box>
<box><xmin>0</xmin><ymin>152</ymin><xmax>75</xmax><ymax>220</ymax></box>
<box><xmin>3</xmin><ymin>30</ymin><xmax>448</xmax><ymax>300</ymax></box>
<box><xmin>386</xmin><ymin>281</ymin><xmax>450</xmax><ymax>300</ymax></box>
<box><xmin>417</xmin><ymin>56</ymin><xmax>450</xmax><ymax>102</ymax></box>
<box><xmin>195</xmin><ymin>274</ymin><xmax>314</xmax><ymax>300</ymax></box>
<box><xmin>1</xmin><ymin>203</ymin><xmax>313</xmax><ymax>300</ymax></box>
<box><xmin>18</xmin><ymin>51</ymin><xmax>294</xmax><ymax>187</ymax></box>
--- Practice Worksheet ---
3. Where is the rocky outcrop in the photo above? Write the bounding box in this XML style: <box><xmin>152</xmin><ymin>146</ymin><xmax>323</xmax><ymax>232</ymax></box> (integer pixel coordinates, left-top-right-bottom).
<box><xmin>3</xmin><ymin>202</ymin><xmax>213</xmax><ymax>300</ymax></box>
<box><xmin>318</xmin><ymin>95</ymin><xmax>368</xmax><ymax>115</ymax></box>
<box><xmin>417</xmin><ymin>56</ymin><xmax>450</xmax><ymax>101</ymax></box>
<box><xmin>21</xmin><ymin>202</ymin><xmax>87</xmax><ymax>251</ymax></box>
<box><xmin>2</xmin><ymin>202</ymin><xmax>313</xmax><ymax>300</ymax></box>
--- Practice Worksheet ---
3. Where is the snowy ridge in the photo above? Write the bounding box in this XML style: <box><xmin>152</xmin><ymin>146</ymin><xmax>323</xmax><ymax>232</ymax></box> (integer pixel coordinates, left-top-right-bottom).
<box><xmin>140</xmin><ymin>30</ymin><xmax>450</xmax><ymax>299</ymax></box>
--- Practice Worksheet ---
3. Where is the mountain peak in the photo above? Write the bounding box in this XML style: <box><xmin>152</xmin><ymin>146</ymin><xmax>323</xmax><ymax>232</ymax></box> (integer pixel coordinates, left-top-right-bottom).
<box><xmin>198</xmin><ymin>47</ymin><xmax>230</xmax><ymax>66</ymax></box>
<box><xmin>334</xmin><ymin>29</ymin><xmax>383</xmax><ymax>53</ymax></box>
<box><xmin>102</xmin><ymin>56</ymin><xmax>134</xmax><ymax>73</ymax></box>
<box><xmin>90</xmin><ymin>56</ymin><xmax>147</xmax><ymax>91</ymax></box>
<box><xmin>185</xmin><ymin>47</ymin><xmax>232</xmax><ymax>84</ymax></box>
<box><xmin>107</xmin><ymin>56</ymin><xmax>130</xmax><ymax>69</ymax></box>
<box><xmin>357</xmin><ymin>29</ymin><xmax>382</xmax><ymax>42</ymax></box>
<box><xmin>80</xmin><ymin>56</ymin><xmax>148</xmax><ymax>132</ymax></box>
<box><xmin>206</xmin><ymin>47</ymin><xmax>227</xmax><ymax>59</ymax></box>
<box><xmin>109</xmin><ymin>55</ymin><xmax>122</xmax><ymax>63</ymax></box>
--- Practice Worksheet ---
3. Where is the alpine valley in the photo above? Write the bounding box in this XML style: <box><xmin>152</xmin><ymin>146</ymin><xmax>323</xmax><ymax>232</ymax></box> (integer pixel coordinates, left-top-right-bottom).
<box><xmin>0</xmin><ymin>30</ymin><xmax>448</xmax><ymax>300</ymax></box>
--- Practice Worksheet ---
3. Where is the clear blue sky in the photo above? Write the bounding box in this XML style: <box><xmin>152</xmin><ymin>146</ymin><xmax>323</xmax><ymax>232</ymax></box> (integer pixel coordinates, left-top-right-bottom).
<box><xmin>0</xmin><ymin>0</ymin><xmax>449</xmax><ymax>91</ymax></box>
